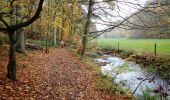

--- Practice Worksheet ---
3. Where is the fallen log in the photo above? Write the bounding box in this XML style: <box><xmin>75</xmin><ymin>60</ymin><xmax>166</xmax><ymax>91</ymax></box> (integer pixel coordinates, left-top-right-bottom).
<box><xmin>26</xmin><ymin>43</ymin><xmax>43</xmax><ymax>50</ymax></box>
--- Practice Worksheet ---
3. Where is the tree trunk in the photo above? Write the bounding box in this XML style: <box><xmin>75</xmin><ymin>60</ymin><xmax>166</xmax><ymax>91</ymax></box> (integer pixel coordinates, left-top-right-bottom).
<box><xmin>16</xmin><ymin>29</ymin><xmax>25</xmax><ymax>53</ymax></box>
<box><xmin>7</xmin><ymin>31</ymin><xmax>16</xmax><ymax>81</ymax></box>
<box><xmin>53</xmin><ymin>28</ymin><xmax>57</xmax><ymax>46</ymax></box>
<box><xmin>81</xmin><ymin>0</ymin><xmax>93</xmax><ymax>57</ymax></box>
<box><xmin>61</xmin><ymin>19</ymin><xmax>65</xmax><ymax>41</ymax></box>
<box><xmin>0</xmin><ymin>0</ymin><xmax>44</xmax><ymax>81</ymax></box>
<box><xmin>45</xmin><ymin>0</ymin><xmax>50</xmax><ymax>53</ymax></box>
<box><xmin>61</xmin><ymin>7</ymin><xmax>65</xmax><ymax>41</ymax></box>
<box><xmin>145</xmin><ymin>29</ymin><xmax>147</xmax><ymax>38</ymax></box>
<box><xmin>45</xmin><ymin>33</ymin><xmax>49</xmax><ymax>53</ymax></box>
<box><xmin>69</xmin><ymin>0</ymin><xmax>73</xmax><ymax>42</ymax></box>
<box><xmin>81</xmin><ymin>34</ymin><xmax>87</xmax><ymax>56</ymax></box>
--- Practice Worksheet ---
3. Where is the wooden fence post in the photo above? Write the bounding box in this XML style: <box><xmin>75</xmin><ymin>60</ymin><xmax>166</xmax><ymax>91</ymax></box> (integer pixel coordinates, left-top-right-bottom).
<box><xmin>118</xmin><ymin>42</ymin><xmax>119</xmax><ymax>53</ymax></box>
<box><xmin>154</xmin><ymin>43</ymin><xmax>157</xmax><ymax>56</ymax></box>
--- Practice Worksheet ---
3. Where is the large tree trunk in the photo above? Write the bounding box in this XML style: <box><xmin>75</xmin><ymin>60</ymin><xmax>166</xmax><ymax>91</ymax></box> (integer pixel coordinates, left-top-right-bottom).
<box><xmin>81</xmin><ymin>0</ymin><xmax>93</xmax><ymax>57</ymax></box>
<box><xmin>81</xmin><ymin>34</ymin><xmax>87</xmax><ymax>56</ymax></box>
<box><xmin>7</xmin><ymin>31</ymin><xmax>16</xmax><ymax>80</ymax></box>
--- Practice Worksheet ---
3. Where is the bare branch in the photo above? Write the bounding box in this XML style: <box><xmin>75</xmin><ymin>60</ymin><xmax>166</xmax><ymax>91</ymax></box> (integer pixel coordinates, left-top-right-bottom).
<box><xmin>0</xmin><ymin>16</ymin><xmax>10</xmax><ymax>28</ymax></box>
<box><xmin>10</xmin><ymin>0</ymin><xmax>44</xmax><ymax>31</ymax></box>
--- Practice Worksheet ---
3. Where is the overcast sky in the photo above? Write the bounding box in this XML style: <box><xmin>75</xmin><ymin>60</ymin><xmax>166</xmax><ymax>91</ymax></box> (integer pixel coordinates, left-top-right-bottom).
<box><xmin>94</xmin><ymin>0</ymin><xmax>148</xmax><ymax>30</ymax></box>
<box><xmin>115</xmin><ymin>0</ymin><xmax>147</xmax><ymax>17</ymax></box>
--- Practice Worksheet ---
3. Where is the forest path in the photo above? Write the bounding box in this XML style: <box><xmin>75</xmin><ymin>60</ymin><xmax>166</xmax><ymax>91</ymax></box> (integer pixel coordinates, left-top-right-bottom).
<box><xmin>0</xmin><ymin>47</ymin><xmax>129</xmax><ymax>100</ymax></box>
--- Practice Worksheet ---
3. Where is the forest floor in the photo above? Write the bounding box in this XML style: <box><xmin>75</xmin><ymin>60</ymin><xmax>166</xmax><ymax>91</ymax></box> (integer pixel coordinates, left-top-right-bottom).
<box><xmin>0</xmin><ymin>46</ymin><xmax>131</xmax><ymax>100</ymax></box>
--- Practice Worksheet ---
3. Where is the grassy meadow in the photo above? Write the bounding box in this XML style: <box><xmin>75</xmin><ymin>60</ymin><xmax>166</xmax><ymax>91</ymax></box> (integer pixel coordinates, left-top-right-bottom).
<box><xmin>97</xmin><ymin>38</ymin><xmax>170</xmax><ymax>56</ymax></box>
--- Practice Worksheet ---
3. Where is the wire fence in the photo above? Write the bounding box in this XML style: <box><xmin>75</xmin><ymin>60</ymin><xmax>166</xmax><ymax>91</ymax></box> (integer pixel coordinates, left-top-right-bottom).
<box><xmin>99</xmin><ymin>39</ymin><xmax>170</xmax><ymax>57</ymax></box>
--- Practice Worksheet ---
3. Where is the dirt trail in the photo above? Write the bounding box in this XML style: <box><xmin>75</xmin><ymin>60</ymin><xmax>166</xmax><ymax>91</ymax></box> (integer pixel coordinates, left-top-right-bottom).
<box><xmin>0</xmin><ymin>48</ymin><xmax>130</xmax><ymax>100</ymax></box>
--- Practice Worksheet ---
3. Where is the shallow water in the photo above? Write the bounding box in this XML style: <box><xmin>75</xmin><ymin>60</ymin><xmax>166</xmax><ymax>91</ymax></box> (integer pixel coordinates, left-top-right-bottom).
<box><xmin>96</xmin><ymin>56</ymin><xmax>170</xmax><ymax>98</ymax></box>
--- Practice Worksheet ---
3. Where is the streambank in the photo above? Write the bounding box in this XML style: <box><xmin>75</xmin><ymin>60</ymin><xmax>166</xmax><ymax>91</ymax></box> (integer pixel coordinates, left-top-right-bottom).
<box><xmin>95</xmin><ymin>55</ymin><xmax>170</xmax><ymax>99</ymax></box>
<box><xmin>96</xmin><ymin>48</ymin><xmax>170</xmax><ymax>81</ymax></box>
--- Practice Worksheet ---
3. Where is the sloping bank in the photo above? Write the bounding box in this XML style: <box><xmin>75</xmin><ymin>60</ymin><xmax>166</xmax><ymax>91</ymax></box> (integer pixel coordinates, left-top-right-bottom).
<box><xmin>90</xmin><ymin>48</ymin><xmax>170</xmax><ymax>99</ymax></box>
<box><xmin>99</xmin><ymin>48</ymin><xmax>170</xmax><ymax>80</ymax></box>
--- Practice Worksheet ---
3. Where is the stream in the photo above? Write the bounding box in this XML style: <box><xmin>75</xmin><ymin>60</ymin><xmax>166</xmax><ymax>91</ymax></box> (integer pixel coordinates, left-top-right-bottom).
<box><xmin>95</xmin><ymin>55</ymin><xmax>170</xmax><ymax>99</ymax></box>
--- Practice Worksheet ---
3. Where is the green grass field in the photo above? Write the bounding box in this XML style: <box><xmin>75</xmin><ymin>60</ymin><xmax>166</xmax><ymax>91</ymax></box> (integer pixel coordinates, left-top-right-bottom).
<box><xmin>97</xmin><ymin>38</ymin><xmax>170</xmax><ymax>56</ymax></box>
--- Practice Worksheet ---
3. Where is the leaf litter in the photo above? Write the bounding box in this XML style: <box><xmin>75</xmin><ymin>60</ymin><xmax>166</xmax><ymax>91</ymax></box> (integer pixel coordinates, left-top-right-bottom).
<box><xmin>0</xmin><ymin>47</ymin><xmax>130</xmax><ymax>100</ymax></box>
